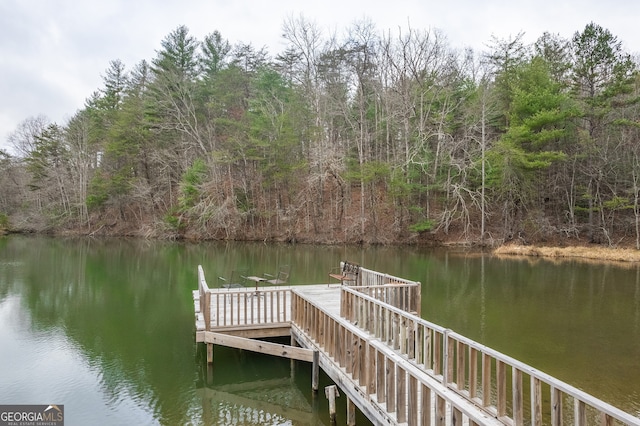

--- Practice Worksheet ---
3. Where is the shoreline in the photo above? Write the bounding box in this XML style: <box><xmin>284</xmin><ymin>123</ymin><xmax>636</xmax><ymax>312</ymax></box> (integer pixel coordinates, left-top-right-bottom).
<box><xmin>493</xmin><ymin>244</ymin><xmax>640</xmax><ymax>263</ymax></box>
<box><xmin>5</xmin><ymin>230</ymin><xmax>640</xmax><ymax>263</ymax></box>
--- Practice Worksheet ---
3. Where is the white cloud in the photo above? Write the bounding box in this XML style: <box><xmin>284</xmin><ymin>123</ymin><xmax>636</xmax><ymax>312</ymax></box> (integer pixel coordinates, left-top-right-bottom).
<box><xmin>1</xmin><ymin>0</ymin><xmax>639</xmax><ymax>151</ymax></box>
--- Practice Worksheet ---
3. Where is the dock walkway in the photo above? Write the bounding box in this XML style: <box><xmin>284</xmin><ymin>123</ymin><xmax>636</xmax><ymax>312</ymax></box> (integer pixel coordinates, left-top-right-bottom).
<box><xmin>193</xmin><ymin>263</ymin><xmax>640</xmax><ymax>426</ymax></box>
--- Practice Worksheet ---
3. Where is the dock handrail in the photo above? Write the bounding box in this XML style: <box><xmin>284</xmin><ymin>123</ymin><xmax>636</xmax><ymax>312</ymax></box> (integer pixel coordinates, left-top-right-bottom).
<box><xmin>198</xmin><ymin>265</ymin><xmax>291</xmax><ymax>329</ymax></box>
<box><xmin>344</xmin><ymin>263</ymin><xmax>421</xmax><ymax>315</ymax></box>
<box><xmin>350</xmin><ymin>282</ymin><xmax>421</xmax><ymax>315</ymax></box>
<box><xmin>198</xmin><ymin>265</ymin><xmax>211</xmax><ymax>332</ymax></box>
<box><xmin>358</xmin><ymin>265</ymin><xmax>417</xmax><ymax>287</ymax></box>
<box><xmin>208</xmin><ymin>288</ymin><xmax>291</xmax><ymax>327</ymax></box>
<box><xmin>291</xmin><ymin>289</ymin><xmax>504</xmax><ymax>426</ymax></box>
<box><xmin>340</xmin><ymin>286</ymin><xmax>640</xmax><ymax>426</ymax></box>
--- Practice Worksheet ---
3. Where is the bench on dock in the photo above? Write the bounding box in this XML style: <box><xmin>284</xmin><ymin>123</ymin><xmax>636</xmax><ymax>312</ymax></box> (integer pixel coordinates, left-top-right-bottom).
<box><xmin>329</xmin><ymin>261</ymin><xmax>360</xmax><ymax>285</ymax></box>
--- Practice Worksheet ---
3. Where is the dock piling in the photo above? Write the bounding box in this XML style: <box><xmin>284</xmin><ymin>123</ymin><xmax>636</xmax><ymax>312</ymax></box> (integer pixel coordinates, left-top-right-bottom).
<box><xmin>312</xmin><ymin>350</ymin><xmax>319</xmax><ymax>392</ymax></box>
<box><xmin>206</xmin><ymin>343</ymin><xmax>213</xmax><ymax>364</ymax></box>
<box><xmin>324</xmin><ymin>384</ymin><xmax>340</xmax><ymax>424</ymax></box>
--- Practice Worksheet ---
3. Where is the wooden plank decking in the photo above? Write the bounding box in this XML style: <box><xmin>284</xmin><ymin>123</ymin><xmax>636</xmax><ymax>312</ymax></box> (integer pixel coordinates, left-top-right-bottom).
<box><xmin>194</xmin><ymin>264</ymin><xmax>640</xmax><ymax>426</ymax></box>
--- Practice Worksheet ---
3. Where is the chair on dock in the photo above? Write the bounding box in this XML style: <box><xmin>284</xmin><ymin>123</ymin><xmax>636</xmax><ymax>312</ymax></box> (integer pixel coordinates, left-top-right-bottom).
<box><xmin>264</xmin><ymin>265</ymin><xmax>290</xmax><ymax>285</ymax></box>
<box><xmin>218</xmin><ymin>269</ymin><xmax>248</xmax><ymax>289</ymax></box>
<box><xmin>329</xmin><ymin>261</ymin><xmax>360</xmax><ymax>285</ymax></box>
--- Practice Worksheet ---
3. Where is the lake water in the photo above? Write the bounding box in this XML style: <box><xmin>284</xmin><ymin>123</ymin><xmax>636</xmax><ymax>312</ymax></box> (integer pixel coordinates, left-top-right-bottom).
<box><xmin>0</xmin><ymin>236</ymin><xmax>638</xmax><ymax>425</ymax></box>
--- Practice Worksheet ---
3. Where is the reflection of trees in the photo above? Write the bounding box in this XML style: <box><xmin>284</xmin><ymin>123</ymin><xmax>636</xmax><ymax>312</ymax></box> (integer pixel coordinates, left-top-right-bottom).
<box><xmin>4</xmin><ymin>236</ymin><xmax>200</xmax><ymax>424</ymax></box>
<box><xmin>0</xmin><ymin>237</ymin><xmax>355</xmax><ymax>424</ymax></box>
<box><xmin>0</xmin><ymin>237</ymin><xmax>17</xmax><ymax>300</ymax></box>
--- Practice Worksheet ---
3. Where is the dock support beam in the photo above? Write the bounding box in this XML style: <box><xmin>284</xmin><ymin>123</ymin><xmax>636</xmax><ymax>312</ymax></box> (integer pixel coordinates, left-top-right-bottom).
<box><xmin>312</xmin><ymin>351</ymin><xmax>319</xmax><ymax>392</ymax></box>
<box><xmin>206</xmin><ymin>343</ymin><xmax>213</xmax><ymax>364</ymax></box>
<box><xmin>325</xmin><ymin>384</ymin><xmax>340</xmax><ymax>424</ymax></box>
<box><xmin>346</xmin><ymin>396</ymin><xmax>356</xmax><ymax>425</ymax></box>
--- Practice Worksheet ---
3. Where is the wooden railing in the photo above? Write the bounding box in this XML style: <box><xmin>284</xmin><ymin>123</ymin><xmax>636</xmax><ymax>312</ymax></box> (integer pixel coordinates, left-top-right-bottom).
<box><xmin>291</xmin><ymin>289</ymin><xmax>504</xmax><ymax>426</ymax></box>
<box><xmin>358</xmin><ymin>265</ymin><xmax>417</xmax><ymax>287</ymax></box>
<box><xmin>198</xmin><ymin>265</ymin><xmax>291</xmax><ymax>329</ymax></box>
<box><xmin>348</xmin><ymin>283</ymin><xmax>421</xmax><ymax>315</ymax></box>
<box><xmin>208</xmin><ymin>288</ymin><xmax>291</xmax><ymax>327</ymax></box>
<box><xmin>353</xmin><ymin>266</ymin><xmax>421</xmax><ymax>313</ymax></box>
<box><xmin>340</xmin><ymin>286</ymin><xmax>640</xmax><ymax>426</ymax></box>
<box><xmin>198</xmin><ymin>265</ymin><xmax>211</xmax><ymax>331</ymax></box>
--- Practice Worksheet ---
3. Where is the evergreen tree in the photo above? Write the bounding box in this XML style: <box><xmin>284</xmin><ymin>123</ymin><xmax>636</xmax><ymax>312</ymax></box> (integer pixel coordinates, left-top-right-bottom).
<box><xmin>571</xmin><ymin>22</ymin><xmax>636</xmax><ymax>242</ymax></box>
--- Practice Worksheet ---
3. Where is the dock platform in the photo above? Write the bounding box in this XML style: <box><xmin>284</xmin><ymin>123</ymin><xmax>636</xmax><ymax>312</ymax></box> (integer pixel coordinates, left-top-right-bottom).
<box><xmin>194</xmin><ymin>263</ymin><xmax>640</xmax><ymax>426</ymax></box>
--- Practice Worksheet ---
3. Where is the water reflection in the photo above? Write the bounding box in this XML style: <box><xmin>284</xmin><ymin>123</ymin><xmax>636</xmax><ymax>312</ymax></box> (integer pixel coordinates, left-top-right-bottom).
<box><xmin>195</xmin><ymin>343</ymin><xmax>325</xmax><ymax>426</ymax></box>
<box><xmin>0</xmin><ymin>236</ymin><xmax>639</xmax><ymax>424</ymax></box>
<box><xmin>423</xmin><ymin>251</ymin><xmax>640</xmax><ymax>415</ymax></box>
<box><xmin>0</xmin><ymin>237</ymin><xmax>200</xmax><ymax>424</ymax></box>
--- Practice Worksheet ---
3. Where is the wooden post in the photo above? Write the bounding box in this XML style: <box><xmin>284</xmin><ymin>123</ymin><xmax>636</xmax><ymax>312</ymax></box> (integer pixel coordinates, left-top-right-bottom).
<box><xmin>482</xmin><ymin>352</ymin><xmax>491</xmax><ymax>408</ymax></box>
<box><xmin>408</xmin><ymin>375</ymin><xmax>418</xmax><ymax>426</ymax></box>
<box><xmin>443</xmin><ymin>329</ymin><xmax>451</xmax><ymax>384</ymax></box>
<box><xmin>376</xmin><ymin>351</ymin><xmax>386</xmax><ymax>404</ymax></box>
<box><xmin>346</xmin><ymin>396</ymin><xmax>356</xmax><ymax>426</ymax></box>
<box><xmin>469</xmin><ymin>347</ymin><xmax>478</xmax><ymax>399</ymax></box>
<box><xmin>436</xmin><ymin>394</ymin><xmax>446</xmax><ymax>426</ymax></box>
<box><xmin>513</xmin><ymin>367</ymin><xmax>524</xmax><ymax>426</ymax></box>
<box><xmin>531</xmin><ymin>377</ymin><xmax>543</xmax><ymax>426</ymax></box>
<box><xmin>434</xmin><ymin>332</ymin><xmax>442</xmax><ymax>376</ymax></box>
<box><xmin>416</xmin><ymin>281</ymin><xmax>422</xmax><ymax>317</ymax></box>
<box><xmin>421</xmin><ymin>383</ymin><xmax>431</xmax><ymax>426</ymax></box>
<box><xmin>600</xmin><ymin>413</ymin><xmax>614</xmax><ymax>426</ymax></box>
<box><xmin>206</xmin><ymin>343</ymin><xmax>213</xmax><ymax>364</ymax></box>
<box><xmin>206</xmin><ymin>362</ymin><xmax>213</xmax><ymax>385</ymax></box>
<box><xmin>575</xmin><ymin>399</ymin><xmax>587</xmax><ymax>426</ymax></box>
<box><xmin>386</xmin><ymin>355</ymin><xmax>396</xmax><ymax>413</ymax></box>
<box><xmin>551</xmin><ymin>386</ymin><xmax>562</xmax><ymax>426</ymax></box>
<box><xmin>325</xmin><ymin>385</ymin><xmax>340</xmax><ymax>424</ymax></box>
<box><xmin>290</xmin><ymin>334</ymin><xmax>297</xmax><ymax>381</ymax></box>
<box><xmin>312</xmin><ymin>351</ymin><xmax>319</xmax><ymax>393</ymax></box>
<box><xmin>497</xmin><ymin>360</ymin><xmax>507</xmax><ymax>417</ymax></box>
<box><xmin>197</xmin><ymin>266</ymin><xmax>212</xmax><ymax>370</ymax></box>
<box><xmin>367</xmin><ymin>343</ymin><xmax>375</xmax><ymax>395</ymax></box>
<box><xmin>457</xmin><ymin>340</ymin><xmax>465</xmax><ymax>390</ymax></box>
<box><xmin>397</xmin><ymin>365</ymin><xmax>407</xmax><ymax>423</ymax></box>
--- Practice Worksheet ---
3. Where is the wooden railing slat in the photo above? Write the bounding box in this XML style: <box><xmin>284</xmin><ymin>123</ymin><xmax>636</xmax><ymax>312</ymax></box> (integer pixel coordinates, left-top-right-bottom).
<box><xmin>513</xmin><ymin>367</ymin><xmax>524</xmax><ymax>426</ymax></box>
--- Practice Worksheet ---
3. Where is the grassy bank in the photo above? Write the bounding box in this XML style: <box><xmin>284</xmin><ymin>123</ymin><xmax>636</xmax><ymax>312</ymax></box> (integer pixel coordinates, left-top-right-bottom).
<box><xmin>493</xmin><ymin>244</ymin><xmax>640</xmax><ymax>263</ymax></box>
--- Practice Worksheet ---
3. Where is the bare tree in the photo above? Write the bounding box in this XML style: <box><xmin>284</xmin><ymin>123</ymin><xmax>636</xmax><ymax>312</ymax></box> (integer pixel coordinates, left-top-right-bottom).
<box><xmin>65</xmin><ymin>111</ymin><xmax>92</xmax><ymax>225</ymax></box>
<box><xmin>8</xmin><ymin>115</ymin><xmax>50</xmax><ymax>158</ymax></box>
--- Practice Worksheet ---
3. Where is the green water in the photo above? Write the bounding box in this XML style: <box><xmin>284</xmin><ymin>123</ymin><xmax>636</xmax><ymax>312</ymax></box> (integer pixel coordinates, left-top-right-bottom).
<box><xmin>0</xmin><ymin>236</ymin><xmax>638</xmax><ymax>425</ymax></box>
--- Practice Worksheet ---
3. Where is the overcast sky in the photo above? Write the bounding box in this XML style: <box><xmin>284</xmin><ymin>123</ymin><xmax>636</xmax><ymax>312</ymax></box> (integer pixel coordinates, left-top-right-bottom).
<box><xmin>1</xmin><ymin>0</ymin><xmax>639</xmax><ymax>153</ymax></box>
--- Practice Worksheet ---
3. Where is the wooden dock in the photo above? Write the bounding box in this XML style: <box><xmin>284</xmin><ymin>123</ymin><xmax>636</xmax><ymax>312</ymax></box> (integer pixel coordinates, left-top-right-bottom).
<box><xmin>193</xmin><ymin>263</ymin><xmax>640</xmax><ymax>426</ymax></box>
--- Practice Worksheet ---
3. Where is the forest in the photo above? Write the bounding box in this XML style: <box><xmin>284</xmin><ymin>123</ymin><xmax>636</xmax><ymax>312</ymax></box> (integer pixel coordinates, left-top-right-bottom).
<box><xmin>1</xmin><ymin>17</ymin><xmax>639</xmax><ymax>247</ymax></box>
